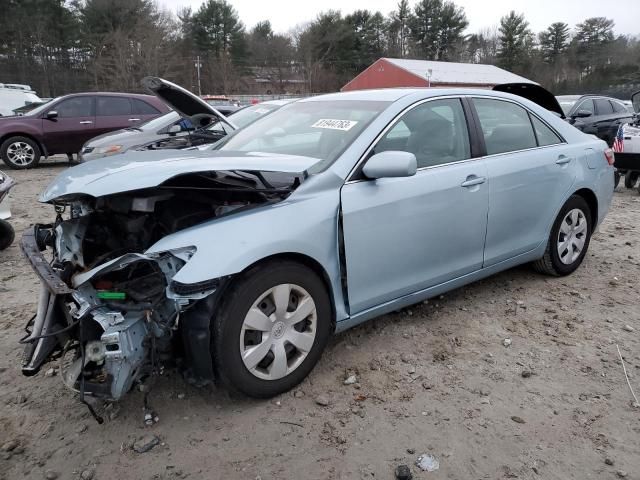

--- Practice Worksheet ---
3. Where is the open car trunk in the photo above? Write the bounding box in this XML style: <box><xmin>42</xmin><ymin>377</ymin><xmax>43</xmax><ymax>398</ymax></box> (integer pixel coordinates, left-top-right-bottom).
<box><xmin>493</xmin><ymin>83</ymin><xmax>565</xmax><ymax>119</ymax></box>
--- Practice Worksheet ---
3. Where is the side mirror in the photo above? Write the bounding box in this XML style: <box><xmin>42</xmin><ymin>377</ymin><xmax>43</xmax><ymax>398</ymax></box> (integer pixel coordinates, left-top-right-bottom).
<box><xmin>363</xmin><ymin>151</ymin><xmax>417</xmax><ymax>180</ymax></box>
<box><xmin>572</xmin><ymin>109</ymin><xmax>592</xmax><ymax>119</ymax></box>
<box><xmin>168</xmin><ymin>124</ymin><xmax>181</xmax><ymax>135</ymax></box>
<box><xmin>46</xmin><ymin>110</ymin><xmax>58</xmax><ymax>120</ymax></box>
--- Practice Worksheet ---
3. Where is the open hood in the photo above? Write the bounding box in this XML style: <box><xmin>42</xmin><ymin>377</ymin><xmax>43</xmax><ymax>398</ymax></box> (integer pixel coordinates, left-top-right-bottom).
<box><xmin>632</xmin><ymin>91</ymin><xmax>639</xmax><ymax>114</ymax></box>
<box><xmin>40</xmin><ymin>150</ymin><xmax>319</xmax><ymax>202</ymax></box>
<box><xmin>142</xmin><ymin>76</ymin><xmax>237</xmax><ymax>129</ymax></box>
<box><xmin>493</xmin><ymin>83</ymin><xmax>565</xmax><ymax>119</ymax></box>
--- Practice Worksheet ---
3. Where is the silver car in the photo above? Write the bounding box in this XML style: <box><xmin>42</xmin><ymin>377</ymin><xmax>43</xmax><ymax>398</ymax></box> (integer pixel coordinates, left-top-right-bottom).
<box><xmin>20</xmin><ymin>84</ymin><xmax>614</xmax><ymax>403</ymax></box>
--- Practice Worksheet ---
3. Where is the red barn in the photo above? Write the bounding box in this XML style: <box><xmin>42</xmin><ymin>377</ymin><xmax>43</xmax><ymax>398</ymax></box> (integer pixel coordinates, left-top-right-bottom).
<box><xmin>341</xmin><ymin>58</ymin><xmax>535</xmax><ymax>91</ymax></box>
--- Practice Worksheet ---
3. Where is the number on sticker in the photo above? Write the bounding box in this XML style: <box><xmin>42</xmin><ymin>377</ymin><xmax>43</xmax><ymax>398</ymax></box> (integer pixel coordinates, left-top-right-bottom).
<box><xmin>311</xmin><ymin>119</ymin><xmax>358</xmax><ymax>131</ymax></box>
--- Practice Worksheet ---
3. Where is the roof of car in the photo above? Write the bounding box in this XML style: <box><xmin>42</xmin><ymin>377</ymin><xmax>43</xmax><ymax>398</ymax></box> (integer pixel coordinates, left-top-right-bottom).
<box><xmin>302</xmin><ymin>88</ymin><xmax>426</xmax><ymax>102</ymax></box>
<box><xmin>60</xmin><ymin>92</ymin><xmax>159</xmax><ymax>98</ymax></box>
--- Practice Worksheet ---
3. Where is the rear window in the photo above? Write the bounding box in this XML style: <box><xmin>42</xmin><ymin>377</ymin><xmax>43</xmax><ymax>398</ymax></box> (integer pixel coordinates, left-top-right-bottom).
<box><xmin>97</xmin><ymin>97</ymin><xmax>131</xmax><ymax>116</ymax></box>
<box><xmin>611</xmin><ymin>100</ymin><xmax>628</xmax><ymax>114</ymax></box>
<box><xmin>132</xmin><ymin>99</ymin><xmax>161</xmax><ymax>115</ymax></box>
<box><xmin>594</xmin><ymin>98</ymin><xmax>613</xmax><ymax>115</ymax></box>
<box><xmin>473</xmin><ymin>98</ymin><xmax>537</xmax><ymax>155</ymax></box>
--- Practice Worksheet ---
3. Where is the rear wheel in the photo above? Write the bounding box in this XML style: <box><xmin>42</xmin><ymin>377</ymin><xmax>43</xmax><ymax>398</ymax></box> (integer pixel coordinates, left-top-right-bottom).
<box><xmin>533</xmin><ymin>195</ymin><xmax>592</xmax><ymax>276</ymax></box>
<box><xmin>614</xmin><ymin>171</ymin><xmax>621</xmax><ymax>189</ymax></box>
<box><xmin>625</xmin><ymin>172</ymin><xmax>639</xmax><ymax>189</ymax></box>
<box><xmin>0</xmin><ymin>219</ymin><xmax>15</xmax><ymax>250</ymax></box>
<box><xmin>0</xmin><ymin>136</ymin><xmax>41</xmax><ymax>169</ymax></box>
<box><xmin>212</xmin><ymin>261</ymin><xmax>332</xmax><ymax>398</ymax></box>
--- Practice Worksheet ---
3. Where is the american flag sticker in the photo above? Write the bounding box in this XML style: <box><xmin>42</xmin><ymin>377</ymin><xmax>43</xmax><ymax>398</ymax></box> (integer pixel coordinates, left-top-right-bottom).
<box><xmin>311</xmin><ymin>119</ymin><xmax>358</xmax><ymax>131</ymax></box>
<box><xmin>613</xmin><ymin>124</ymin><xmax>625</xmax><ymax>153</ymax></box>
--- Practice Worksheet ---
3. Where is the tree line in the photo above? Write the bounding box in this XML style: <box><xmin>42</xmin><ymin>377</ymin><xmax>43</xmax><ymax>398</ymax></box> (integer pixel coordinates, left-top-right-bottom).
<box><xmin>0</xmin><ymin>0</ymin><xmax>638</xmax><ymax>98</ymax></box>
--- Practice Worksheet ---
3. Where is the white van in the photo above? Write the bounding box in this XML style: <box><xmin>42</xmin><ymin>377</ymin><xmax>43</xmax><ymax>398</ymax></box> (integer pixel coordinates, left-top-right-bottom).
<box><xmin>0</xmin><ymin>83</ymin><xmax>42</xmax><ymax>116</ymax></box>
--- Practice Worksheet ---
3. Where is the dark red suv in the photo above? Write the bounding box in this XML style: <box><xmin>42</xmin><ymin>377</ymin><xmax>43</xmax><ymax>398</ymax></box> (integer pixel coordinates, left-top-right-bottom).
<box><xmin>0</xmin><ymin>92</ymin><xmax>169</xmax><ymax>169</ymax></box>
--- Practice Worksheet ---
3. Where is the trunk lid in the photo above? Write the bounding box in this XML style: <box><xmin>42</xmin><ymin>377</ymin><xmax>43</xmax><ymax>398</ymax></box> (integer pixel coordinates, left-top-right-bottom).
<box><xmin>493</xmin><ymin>83</ymin><xmax>565</xmax><ymax>118</ymax></box>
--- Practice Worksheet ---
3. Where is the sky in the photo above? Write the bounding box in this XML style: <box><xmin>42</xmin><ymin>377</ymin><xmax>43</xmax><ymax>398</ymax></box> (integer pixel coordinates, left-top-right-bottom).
<box><xmin>159</xmin><ymin>0</ymin><xmax>640</xmax><ymax>36</ymax></box>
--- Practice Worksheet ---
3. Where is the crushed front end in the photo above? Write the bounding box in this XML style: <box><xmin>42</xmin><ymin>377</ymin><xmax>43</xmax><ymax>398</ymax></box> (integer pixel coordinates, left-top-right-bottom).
<box><xmin>19</xmin><ymin>168</ymin><xmax>300</xmax><ymax>402</ymax></box>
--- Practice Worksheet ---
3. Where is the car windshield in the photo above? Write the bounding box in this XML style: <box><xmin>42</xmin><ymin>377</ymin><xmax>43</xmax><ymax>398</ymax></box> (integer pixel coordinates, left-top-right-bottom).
<box><xmin>216</xmin><ymin>100</ymin><xmax>390</xmax><ymax>167</ymax></box>
<box><xmin>556</xmin><ymin>96</ymin><xmax>580</xmax><ymax>116</ymax></box>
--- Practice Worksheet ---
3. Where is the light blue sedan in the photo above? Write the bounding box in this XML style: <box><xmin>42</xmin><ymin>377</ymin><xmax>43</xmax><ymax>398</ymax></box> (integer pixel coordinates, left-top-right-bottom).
<box><xmin>21</xmin><ymin>83</ymin><xmax>615</xmax><ymax>401</ymax></box>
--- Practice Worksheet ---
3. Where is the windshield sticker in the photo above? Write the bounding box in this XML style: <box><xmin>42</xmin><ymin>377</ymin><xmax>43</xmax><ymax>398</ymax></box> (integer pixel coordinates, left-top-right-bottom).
<box><xmin>311</xmin><ymin>119</ymin><xmax>358</xmax><ymax>131</ymax></box>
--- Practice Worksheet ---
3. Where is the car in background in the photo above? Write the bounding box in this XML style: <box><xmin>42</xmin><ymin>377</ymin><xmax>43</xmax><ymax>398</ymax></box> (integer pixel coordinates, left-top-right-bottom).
<box><xmin>0</xmin><ymin>92</ymin><xmax>169</xmax><ymax>169</ymax></box>
<box><xmin>79</xmin><ymin>88</ymin><xmax>291</xmax><ymax>162</ymax></box>
<box><xmin>556</xmin><ymin>94</ymin><xmax>634</xmax><ymax>146</ymax></box>
<box><xmin>21</xmin><ymin>83</ymin><xmax>614</xmax><ymax>401</ymax></box>
<box><xmin>0</xmin><ymin>83</ymin><xmax>43</xmax><ymax>117</ymax></box>
<box><xmin>201</xmin><ymin>95</ymin><xmax>243</xmax><ymax>115</ymax></box>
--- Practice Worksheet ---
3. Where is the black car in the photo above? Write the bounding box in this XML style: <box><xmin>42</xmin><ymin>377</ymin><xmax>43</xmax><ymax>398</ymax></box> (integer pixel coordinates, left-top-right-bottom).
<box><xmin>557</xmin><ymin>94</ymin><xmax>634</xmax><ymax>146</ymax></box>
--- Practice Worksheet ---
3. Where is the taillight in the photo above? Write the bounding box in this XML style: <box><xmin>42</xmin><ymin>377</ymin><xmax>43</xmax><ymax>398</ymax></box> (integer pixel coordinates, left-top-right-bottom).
<box><xmin>604</xmin><ymin>148</ymin><xmax>615</xmax><ymax>166</ymax></box>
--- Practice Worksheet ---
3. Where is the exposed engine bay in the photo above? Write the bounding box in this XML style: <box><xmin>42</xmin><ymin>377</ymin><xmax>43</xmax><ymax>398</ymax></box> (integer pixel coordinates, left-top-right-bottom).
<box><xmin>20</xmin><ymin>169</ymin><xmax>302</xmax><ymax>405</ymax></box>
<box><xmin>137</xmin><ymin>113</ymin><xmax>227</xmax><ymax>152</ymax></box>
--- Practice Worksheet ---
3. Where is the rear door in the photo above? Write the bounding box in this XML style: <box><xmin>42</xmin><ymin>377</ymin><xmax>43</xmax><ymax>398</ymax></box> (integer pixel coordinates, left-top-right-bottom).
<box><xmin>340</xmin><ymin>97</ymin><xmax>489</xmax><ymax>313</ymax></box>
<box><xmin>41</xmin><ymin>96</ymin><xmax>96</xmax><ymax>154</ymax></box>
<box><xmin>471</xmin><ymin>97</ymin><xmax>576</xmax><ymax>266</ymax></box>
<box><xmin>94</xmin><ymin>96</ymin><xmax>135</xmax><ymax>137</ymax></box>
<box><xmin>130</xmin><ymin>98</ymin><xmax>163</xmax><ymax>125</ymax></box>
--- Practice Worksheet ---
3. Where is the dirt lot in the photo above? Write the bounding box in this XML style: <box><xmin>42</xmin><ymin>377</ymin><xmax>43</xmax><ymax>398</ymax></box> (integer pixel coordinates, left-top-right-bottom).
<box><xmin>1</xmin><ymin>160</ymin><xmax>639</xmax><ymax>480</ymax></box>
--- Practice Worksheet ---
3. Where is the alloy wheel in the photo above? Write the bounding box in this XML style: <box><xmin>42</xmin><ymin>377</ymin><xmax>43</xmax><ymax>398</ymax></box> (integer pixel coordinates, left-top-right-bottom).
<box><xmin>239</xmin><ymin>283</ymin><xmax>317</xmax><ymax>381</ymax></box>
<box><xmin>7</xmin><ymin>141</ymin><xmax>35</xmax><ymax>166</ymax></box>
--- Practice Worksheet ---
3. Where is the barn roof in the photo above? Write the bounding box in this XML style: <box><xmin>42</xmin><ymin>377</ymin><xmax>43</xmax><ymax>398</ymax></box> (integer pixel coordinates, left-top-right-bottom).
<box><xmin>383</xmin><ymin>58</ymin><xmax>535</xmax><ymax>86</ymax></box>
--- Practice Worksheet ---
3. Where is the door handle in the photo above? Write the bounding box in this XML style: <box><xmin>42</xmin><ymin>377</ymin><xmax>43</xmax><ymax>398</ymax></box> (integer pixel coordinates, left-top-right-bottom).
<box><xmin>556</xmin><ymin>155</ymin><xmax>571</xmax><ymax>165</ymax></box>
<box><xmin>79</xmin><ymin>121</ymin><xmax>93</xmax><ymax>125</ymax></box>
<box><xmin>460</xmin><ymin>176</ymin><xmax>486</xmax><ymax>188</ymax></box>
<box><xmin>128</xmin><ymin>118</ymin><xmax>141</xmax><ymax>122</ymax></box>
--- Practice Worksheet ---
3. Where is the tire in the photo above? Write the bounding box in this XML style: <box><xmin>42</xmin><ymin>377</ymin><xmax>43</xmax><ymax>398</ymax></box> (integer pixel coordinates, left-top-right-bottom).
<box><xmin>0</xmin><ymin>219</ymin><xmax>15</xmax><ymax>250</ymax></box>
<box><xmin>533</xmin><ymin>195</ymin><xmax>592</xmax><ymax>276</ymax></box>
<box><xmin>614</xmin><ymin>171</ymin><xmax>621</xmax><ymax>189</ymax></box>
<box><xmin>212</xmin><ymin>260</ymin><xmax>332</xmax><ymax>398</ymax></box>
<box><xmin>0</xmin><ymin>136</ymin><xmax>41</xmax><ymax>169</ymax></box>
<box><xmin>624</xmin><ymin>172</ymin><xmax>639</xmax><ymax>189</ymax></box>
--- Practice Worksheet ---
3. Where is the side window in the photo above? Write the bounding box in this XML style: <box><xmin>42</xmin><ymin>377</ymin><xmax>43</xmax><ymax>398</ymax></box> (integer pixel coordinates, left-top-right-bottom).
<box><xmin>530</xmin><ymin>115</ymin><xmax>563</xmax><ymax>147</ymax></box>
<box><xmin>611</xmin><ymin>100</ymin><xmax>627</xmax><ymax>114</ymax></box>
<box><xmin>576</xmin><ymin>99</ymin><xmax>595</xmax><ymax>115</ymax></box>
<box><xmin>55</xmin><ymin>97</ymin><xmax>93</xmax><ymax>118</ymax></box>
<box><xmin>372</xmin><ymin>98</ymin><xmax>471</xmax><ymax>168</ymax></box>
<box><xmin>97</xmin><ymin>97</ymin><xmax>131</xmax><ymax>116</ymax></box>
<box><xmin>132</xmin><ymin>99</ymin><xmax>161</xmax><ymax>115</ymax></box>
<box><xmin>473</xmin><ymin>98</ymin><xmax>537</xmax><ymax>155</ymax></box>
<box><xmin>594</xmin><ymin>98</ymin><xmax>613</xmax><ymax>115</ymax></box>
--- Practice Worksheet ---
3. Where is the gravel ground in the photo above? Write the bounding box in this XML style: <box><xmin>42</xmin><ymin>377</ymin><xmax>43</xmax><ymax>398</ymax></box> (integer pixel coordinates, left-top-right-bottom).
<box><xmin>1</xmin><ymin>160</ymin><xmax>639</xmax><ymax>480</ymax></box>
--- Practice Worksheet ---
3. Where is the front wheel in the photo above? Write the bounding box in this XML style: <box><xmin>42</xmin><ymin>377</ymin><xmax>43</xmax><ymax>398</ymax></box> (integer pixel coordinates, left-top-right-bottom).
<box><xmin>212</xmin><ymin>261</ymin><xmax>332</xmax><ymax>398</ymax></box>
<box><xmin>533</xmin><ymin>195</ymin><xmax>592</xmax><ymax>276</ymax></box>
<box><xmin>0</xmin><ymin>136</ymin><xmax>41</xmax><ymax>169</ymax></box>
<box><xmin>0</xmin><ymin>218</ymin><xmax>15</xmax><ymax>250</ymax></box>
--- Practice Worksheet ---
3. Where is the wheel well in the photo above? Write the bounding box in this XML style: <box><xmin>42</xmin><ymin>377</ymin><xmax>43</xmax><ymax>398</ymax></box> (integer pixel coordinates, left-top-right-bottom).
<box><xmin>239</xmin><ymin>253</ymin><xmax>337</xmax><ymax>331</ymax></box>
<box><xmin>0</xmin><ymin>133</ymin><xmax>45</xmax><ymax>157</ymax></box>
<box><xmin>573</xmin><ymin>188</ymin><xmax>598</xmax><ymax>227</ymax></box>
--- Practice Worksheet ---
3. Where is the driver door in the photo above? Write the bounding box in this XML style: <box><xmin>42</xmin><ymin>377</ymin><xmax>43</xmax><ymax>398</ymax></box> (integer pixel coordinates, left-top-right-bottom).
<box><xmin>340</xmin><ymin>98</ymin><xmax>489</xmax><ymax>314</ymax></box>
